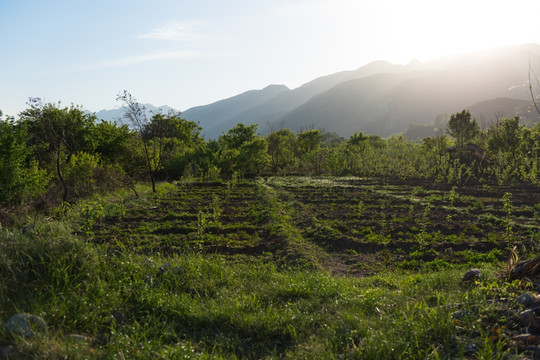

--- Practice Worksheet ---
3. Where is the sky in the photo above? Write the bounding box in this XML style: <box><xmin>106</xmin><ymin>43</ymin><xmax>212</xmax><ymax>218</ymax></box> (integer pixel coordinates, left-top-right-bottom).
<box><xmin>2</xmin><ymin>0</ymin><xmax>540</xmax><ymax>117</ymax></box>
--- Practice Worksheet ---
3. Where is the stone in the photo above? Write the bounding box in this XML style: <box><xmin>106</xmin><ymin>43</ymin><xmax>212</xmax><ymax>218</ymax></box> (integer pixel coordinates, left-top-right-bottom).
<box><xmin>526</xmin><ymin>345</ymin><xmax>540</xmax><ymax>360</ymax></box>
<box><xmin>144</xmin><ymin>258</ymin><xmax>155</xmax><ymax>267</ymax></box>
<box><xmin>452</xmin><ymin>309</ymin><xmax>473</xmax><ymax>321</ymax></box>
<box><xmin>519</xmin><ymin>309</ymin><xmax>540</xmax><ymax>332</ymax></box>
<box><xmin>112</xmin><ymin>311</ymin><xmax>127</xmax><ymax>325</ymax></box>
<box><xmin>461</xmin><ymin>268</ymin><xmax>482</xmax><ymax>283</ymax></box>
<box><xmin>4</xmin><ymin>313</ymin><xmax>47</xmax><ymax>338</ymax></box>
<box><xmin>170</xmin><ymin>266</ymin><xmax>183</xmax><ymax>275</ymax></box>
<box><xmin>66</xmin><ymin>334</ymin><xmax>91</xmax><ymax>343</ymax></box>
<box><xmin>158</xmin><ymin>263</ymin><xmax>183</xmax><ymax>275</ymax></box>
<box><xmin>464</xmin><ymin>343</ymin><xmax>480</xmax><ymax>356</ymax></box>
<box><xmin>158</xmin><ymin>263</ymin><xmax>172</xmax><ymax>273</ymax></box>
<box><xmin>518</xmin><ymin>293</ymin><xmax>538</xmax><ymax>307</ymax></box>
<box><xmin>0</xmin><ymin>346</ymin><xmax>13</xmax><ymax>360</ymax></box>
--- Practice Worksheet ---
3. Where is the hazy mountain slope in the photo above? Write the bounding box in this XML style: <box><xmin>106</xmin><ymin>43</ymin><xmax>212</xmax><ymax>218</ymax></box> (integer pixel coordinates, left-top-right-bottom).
<box><xmin>181</xmin><ymin>60</ymin><xmax>410</xmax><ymax>138</ymax></box>
<box><xmin>277</xmin><ymin>44</ymin><xmax>540</xmax><ymax>136</ymax></box>
<box><xmin>403</xmin><ymin>97</ymin><xmax>537</xmax><ymax>140</ymax></box>
<box><xmin>231</xmin><ymin>60</ymin><xmax>404</xmax><ymax>132</ymax></box>
<box><xmin>93</xmin><ymin>104</ymin><xmax>178</xmax><ymax>124</ymax></box>
<box><xmin>181</xmin><ymin>85</ymin><xmax>289</xmax><ymax>138</ymax></box>
<box><xmin>89</xmin><ymin>44</ymin><xmax>540</xmax><ymax>138</ymax></box>
<box><xmin>467</xmin><ymin>97</ymin><xmax>535</xmax><ymax>126</ymax></box>
<box><xmin>278</xmin><ymin>71</ymin><xmax>421</xmax><ymax>135</ymax></box>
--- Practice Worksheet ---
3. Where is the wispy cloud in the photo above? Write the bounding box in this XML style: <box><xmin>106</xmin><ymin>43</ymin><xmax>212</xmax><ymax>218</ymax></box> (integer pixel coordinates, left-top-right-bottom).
<box><xmin>69</xmin><ymin>50</ymin><xmax>203</xmax><ymax>72</ymax></box>
<box><xmin>97</xmin><ymin>50</ymin><xmax>199</xmax><ymax>67</ymax></box>
<box><xmin>138</xmin><ymin>20</ymin><xmax>203</xmax><ymax>41</ymax></box>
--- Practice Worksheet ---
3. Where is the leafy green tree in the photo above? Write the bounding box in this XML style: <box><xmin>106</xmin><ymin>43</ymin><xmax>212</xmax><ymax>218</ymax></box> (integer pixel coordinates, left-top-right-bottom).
<box><xmin>219</xmin><ymin>123</ymin><xmax>269</xmax><ymax>177</ymax></box>
<box><xmin>446</xmin><ymin>110</ymin><xmax>480</xmax><ymax>149</ymax></box>
<box><xmin>0</xmin><ymin>113</ymin><xmax>27</xmax><ymax>203</ymax></box>
<box><xmin>0</xmin><ymin>113</ymin><xmax>49</xmax><ymax>204</ymax></box>
<box><xmin>92</xmin><ymin>120</ymin><xmax>132</xmax><ymax>165</ymax></box>
<box><xmin>487</xmin><ymin>117</ymin><xmax>528</xmax><ymax>183</ymax></box>
<box><xmin>487</xmin><ymin>117</ymin><xmax>523</xmax><ymax>158</ymax></box>
<box><xmin>143</xmin><ymin>113</ymin><xmax>202</xmax><ymax>179</ymax></box>
<box><xmin>20</xmin><ymin>99</ymin><xmax>97</xmax><ymax>201</ymax></box>
<box><xmin>297</xmin><ymin>129</ymin><xmax>324</xmax><ymax>174</ymax></box>
<box><xmin>267</xmin><ymin>128</ymin><xmax>297</xmax><ymax>174</ymax></box>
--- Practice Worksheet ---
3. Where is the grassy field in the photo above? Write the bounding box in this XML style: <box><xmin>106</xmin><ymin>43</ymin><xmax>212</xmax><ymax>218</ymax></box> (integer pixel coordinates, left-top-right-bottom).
<box><xmin>1</xmin><ymin>177</ymin><xmax>539</xmax><ymax>359</ymax></box>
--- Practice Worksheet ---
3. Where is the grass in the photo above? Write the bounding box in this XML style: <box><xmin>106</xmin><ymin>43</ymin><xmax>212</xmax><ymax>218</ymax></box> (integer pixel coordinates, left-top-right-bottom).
<box><xmin>0</xmin><ymin>177</ymin><xmax>537</xmax><ymax>358</ymax></box>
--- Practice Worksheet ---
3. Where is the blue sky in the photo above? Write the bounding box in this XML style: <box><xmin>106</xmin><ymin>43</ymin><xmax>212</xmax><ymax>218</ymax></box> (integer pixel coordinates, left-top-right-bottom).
<box><xmin>2</xmin><ymin>0</ymin><xmax>540</xmax><ymax>117</ymax></box>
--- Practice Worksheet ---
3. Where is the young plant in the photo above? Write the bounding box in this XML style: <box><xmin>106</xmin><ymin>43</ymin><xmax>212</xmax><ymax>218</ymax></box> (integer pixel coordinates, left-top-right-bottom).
<box><xmin>502</xmin><ymin>192</ymin><xmax>514</xmax><ymax>240</ymax></box>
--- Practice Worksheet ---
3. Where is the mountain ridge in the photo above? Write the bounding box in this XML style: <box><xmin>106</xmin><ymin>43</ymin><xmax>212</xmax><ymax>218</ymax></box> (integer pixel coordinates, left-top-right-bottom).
<box><xmin>92</xmin><ymin>44</ymin><xmax>540</xmax><ymax>138</ymax></box>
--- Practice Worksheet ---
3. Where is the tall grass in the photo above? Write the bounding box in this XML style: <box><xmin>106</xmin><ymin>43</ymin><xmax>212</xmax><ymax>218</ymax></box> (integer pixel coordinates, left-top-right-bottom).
<box><xmin>0</xmin><ymin>181</ymin><xmax>521</xmax><ymax>358</ymax></box>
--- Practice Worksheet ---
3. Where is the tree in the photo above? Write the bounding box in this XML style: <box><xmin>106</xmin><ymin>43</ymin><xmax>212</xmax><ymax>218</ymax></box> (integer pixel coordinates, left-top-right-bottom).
<box><xmin>446</xmin><ymin>110</ymin><xmax>480</xmax><ymax>149</ymax></box>
<box><xmin>92</xmin><ymin>120</ymin><xmax>132</xmax><ymax>165</ymax></box>
<box><xmin>297</xmin><ymin>129</ymin><xmax>324</xmax><ymax>174</ymax></box>
<box><xmin>144</xmin><ymin>113</ymin><xmax>203</xmax><ymax>180</ymax></box>
<box><xmin>267</xmin><ymin>128</ymin><xmax>297</xmax><ymax>173</ymax></box>
<box><xmin>0</xmin><ymin>113</ymin><xmax>31</xmax><ymax>203</ymax></box>
<box><xmin>116</xmin><ymin>91</ymin><xmax>158</xmax><ymax>192</ymax></box>
<box><xmin>487</xmin><ymin>117</ymin><xmax>527</xmax><ymax>182</ymax></box>
<box><xmin>219</xmin><ymin>123</ymin><xmax>269</xmax><ymax>177</ymax></box>
<box><xmin>20</xmin><ymin>99</ymin><xmax>97</xmax><ymax>202</ymax></box>
<box><xmin>487</xmin><ymin>117</ymin><xmax>523</xmax><ymax>157</ymax></box>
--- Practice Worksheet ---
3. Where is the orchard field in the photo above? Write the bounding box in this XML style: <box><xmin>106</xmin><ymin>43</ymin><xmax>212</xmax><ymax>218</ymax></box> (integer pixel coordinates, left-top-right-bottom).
<box><xmin>2</xmin><ymin>177</ymin><xmax>540</xmax><ymax>359</ymax></box>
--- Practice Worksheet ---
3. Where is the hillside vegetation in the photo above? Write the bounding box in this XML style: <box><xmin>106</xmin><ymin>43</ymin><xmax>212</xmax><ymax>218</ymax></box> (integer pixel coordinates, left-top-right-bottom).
<box><xmin>1</xmin><ymin>177</ymin><xmax>539</xmax><ymax>358</ymax></box>
<box><xmin>2</xmin><ymin>93</ymin><xmax>540</xmax><ymax>358</ymax></box>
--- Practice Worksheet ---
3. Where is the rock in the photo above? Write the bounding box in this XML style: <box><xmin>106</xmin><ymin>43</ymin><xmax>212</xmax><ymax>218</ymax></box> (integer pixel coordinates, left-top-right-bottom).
<box><xmin>112</xmin><ymin>311</ymin><xmax>127</xmax><ymax>325</ymax></box>
<box><xmin>144</xmin><ymin>275</ymin><xmax>154</xmax><ymax>285</ymax></box>
<box><xmin>4</xmin><ymin>313</ymin><xmax>47</xmax><ymax>338</ymax></box>
<box><xmin>0</xmin><ymin>345</ymin><xmax>13</xmax><ymax>360</ymax></box>
<box><xmin>21</xmin><ymin>225</ymin><xmax>35</xmax><ymax>234</ymax></box>
<box><xmin>158</xmin><ymin>263</ymin><xmax>183</xmax><ymax>275</ymax></box>
<box><xmin>94</xmin><ymin>332</ymin><xmax>109</xmax><ymax>345</ymax></box>
<box><xmin>519</xmin><ymin>309</ymin><xmax>540</xmax><ymax>333</ymax></box>
<box><xmin>144</xmin><ymin>258</ymin><xmax>155</xmax><ymax>267</ymax></box>
<box><xmin>158</xmin><ymin>263</ymin><xmax>172</xmax><ymax>273</ymax></box>
<box><xmin>461</xmin><ymin>268</ymin><xmax>482</xmax><ymax>283</ymax></box>
<box><xmin>518</xmin><ymin>293</ymin><xmax>538</xmax><ymax>307</ymax></box>
<box><xmin>170</xmin><ymin>266</ymin><xmax>183</xmax><ymax>275</ymax></box>
<box><xmin>66</xmin><ymin>334</ymin><xmax>91</xmax><ymax>343</ymax></box>
<box><xmin>526</xmin><ymin>345</ymin><xmax>540</xmax><ymax>360</ymax></box>
<box><xmin>464</xmin><ymin>343</ymin><xmax>480</xmax><ymax>356</ymax></box>
<box><xmin>452</xmin><ymin>309</ymin><xmax>473</xmax><ymax>321</ymax></box>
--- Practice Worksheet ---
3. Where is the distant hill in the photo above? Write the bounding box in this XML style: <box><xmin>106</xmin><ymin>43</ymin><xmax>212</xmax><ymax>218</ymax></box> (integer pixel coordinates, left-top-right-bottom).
<box><xmin>91</xmin><ymin>104</ymin><xmax>179</xmax><ymax>125</ymax></box>
<box><xmin>276</xmin><ymin>44</ymin><xmax>540</xmax><ymax>136</ymax></box>
<box><xmin>402</xmin><ymin>97</ymin><xmax>540</xmax><ymax>140</ymax></box>
<box><xmin>91</xmin><ymin>44</ymin><xmax>540</xmax><ymax>138</ymax></box>
<box><xmin>181</xmin><ymin>85</ymin><xmax>289</xmax><ymax>138</ymax></box>
<box><xmin>467</xmin><ymin>97</ymin><xmax>539</xmax><ymax>128</ymax></box>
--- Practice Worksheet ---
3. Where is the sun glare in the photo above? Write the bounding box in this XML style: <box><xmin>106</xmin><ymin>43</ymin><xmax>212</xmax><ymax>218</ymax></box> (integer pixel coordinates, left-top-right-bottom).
<box><xmin>319</xmin><ymin>0</ymin><xmax>540</xmax><ymax>65</ymax></box>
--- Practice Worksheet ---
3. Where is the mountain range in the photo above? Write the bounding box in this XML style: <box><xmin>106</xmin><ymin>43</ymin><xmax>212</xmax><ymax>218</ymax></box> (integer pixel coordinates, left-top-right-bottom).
<box><xmin>94</xmin><ymin>44</ymin><xmax>540</xmax><ymax>139</ymax></box>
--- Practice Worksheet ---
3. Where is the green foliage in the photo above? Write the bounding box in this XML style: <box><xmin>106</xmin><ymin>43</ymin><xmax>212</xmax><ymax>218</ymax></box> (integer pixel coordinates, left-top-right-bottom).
<box><xmin>267</xmin><ymin>128</ymin><xmax>297</xmax><ymax>173</ymax></box>
<box><xmin>446</xmin><ymin>110</ymin><xmax>480</xmax><ymax>148</ymax></box>
<box><xmin>0</xmin><ymin>113</ymin><xmax>51</xmax><ymax>206</ymax></box>
<box><xmin>64</xmin><ymin>152</ymin><xmax>100</xmax><ymax>197</ymax></box>
<box><xmin>0</xmin><ymin>222</ymin><xmax>98</xmax><ymax>309</ymax></box>
<box><xmin>219</xmin><ymin>123</ymin><xmax>270</xmax><ymax>176</ymax></box>
<box><xmin>92</xmin><ymin>120</ymin><xmax>132</xmax><ymax>165</ymax></box>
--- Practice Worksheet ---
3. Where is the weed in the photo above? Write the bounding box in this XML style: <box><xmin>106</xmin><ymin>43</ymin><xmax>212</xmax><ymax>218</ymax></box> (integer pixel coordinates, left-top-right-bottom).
<box><xmin>447</xmin><ymin>186</ymin><xmax>459</xmax><ymax>207</ymax></box>
<box><xmin>502</xmin><ymin>192</ymin><xmax>514</xmax><ymax>240</ymax></box>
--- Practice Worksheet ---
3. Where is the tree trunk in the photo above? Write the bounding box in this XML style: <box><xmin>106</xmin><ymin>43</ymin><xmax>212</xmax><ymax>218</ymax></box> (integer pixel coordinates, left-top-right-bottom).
<box><xmin>56</xmin><ymin>149</ymin><xmax>68</xmax><ymax>202</ymax></box>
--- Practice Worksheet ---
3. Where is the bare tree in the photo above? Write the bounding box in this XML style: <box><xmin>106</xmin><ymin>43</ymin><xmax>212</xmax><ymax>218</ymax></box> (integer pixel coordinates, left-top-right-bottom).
<box><xmin>116</xmin><ymin>91</ymin><xmax>157</xmax><ymax>193</ymax></box>
<box><xmin>529</xmin><ymin>59</ymin><xmax>540</xmax><ymax>116</ymax></box>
